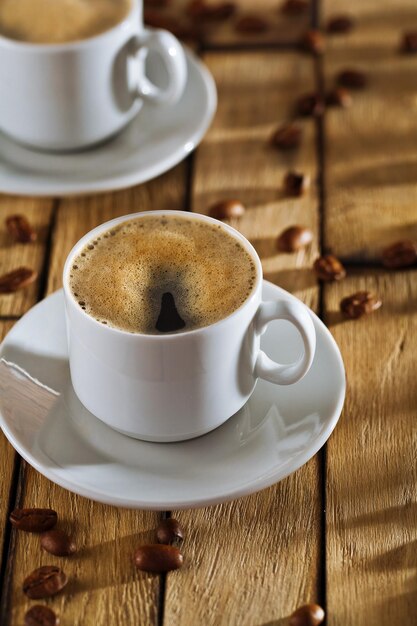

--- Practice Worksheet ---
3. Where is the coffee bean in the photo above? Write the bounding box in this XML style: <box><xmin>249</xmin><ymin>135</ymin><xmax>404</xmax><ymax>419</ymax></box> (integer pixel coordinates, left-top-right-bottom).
<box><xmin>337</xmin><ymin>68</ymin><xmax>367</xmax><ymax>89</ymax></box>
<box><xmin>186</xmin><ymin>0</ymin><xmax>235</xmax><ymax>20</ymax></box>
<box><xmin>326</xmin><ymin>87</ymin><xmax>352</xmax><ymax>108</ymax></box>
<box><xmin>0</xmin><ymin>267</ymin><xmax>38</xmax><ymax>294</ymax></box>
<box><xmin>289</xmin><ymin>603</ymin><xmax>325</xmax><ymax>626</ymax></box>
<box><xmin>326</xmin><ymin>15</ymin><xmax>354</xmax><ymax>34</ymax></box>
<box><xmin>144</xmin><ymin>10</ymin><xmax>198</xmax><ymax>40</ymax></box>
<box><xmin>340</xmin><ymin>291</ymin><xmax>382</xmax><ymax>319</ymax></box>
<box><xmin>5</xmin><ymin>214</ymin><xmax>37</xmax><ymax>243</ymax></box>
<box><xmin>277</xmin><ymin>226</ymin><xmax>313</xmax><ymax>252</ymax></box>
<box><xmin>23</xmin><ymin>566</ymin><xmax>68</xmax><ymax>599</ymax></box>
<box><xmin>145</xmin><ymin>0</ymin><xmax>170</xmax><ymax>7</ymax></box>
<box><xmin>283</xmin><ymin>171</ymin><xmax>310</xmax><ymax>197</ymax></box>
<box><xmin>235</xmin><ymin>14</ymin><xmax>268</xmax><ymax>34</ymax></box>
<box><xmin>381</xmin><ymin>240</ymin><xmax>417</xmax><ymax>269</ymax></box>
<box><xmin>134</xmin><ymin>544</ymin><xmax>183</xmax><ymax>573</ymax></box>
<box><xmin>24</xmin><ymin>605</ymin><xmax>59</xmax><ymax>626</ymax></box>
<box><xmin>295</xmin><ymin>93</ymin><xmax>325</xmax><ymax>117</ymax></box>
<box><xmin>300</xmin><ymin>30</ymin><xmax>325</xmax><ymax>55</ymax></box>
<box><xmin>281</xmin><ymin>0</ymin><xmax>309</xmax><ymax>15</ymax></box>
<box><xmin>313</xmin><ymin>255</ymin><xmax>346</xmax><ymax>281</ymax></box>
<box><xmin>156</xmin><ymin>518</ymin><xmax>184</xmax><ymax>547</ymax></box>
<box><xmin>10</xmin><ymin>508</ymin><xmax>57</xmax><ymax>533</ymax></box>
<box><xmin>41</xmin><ymin>529</ymin><xmax>77</xmax><ymax>556</ymax></box>
<box><xmin>401</xmin><ymin>31</ymin><xmax>417</xmax><ymax>53</ymax></box>
<box><xmin>270</xmin><ymin>123</ymin><xmax>303</xmax><ymax>150</ymax></box>
<box><xmin>209</xmin><ymin>199</ymin><xmax>245</xmax><ymax>220</ymax></box>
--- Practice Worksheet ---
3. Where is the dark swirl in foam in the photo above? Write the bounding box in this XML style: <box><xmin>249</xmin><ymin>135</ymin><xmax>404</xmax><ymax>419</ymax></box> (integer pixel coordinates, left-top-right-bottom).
<box><xmin>69</xmin><ymin>214</ymin><xmax>257</xmax><ymax>334</ymax></box>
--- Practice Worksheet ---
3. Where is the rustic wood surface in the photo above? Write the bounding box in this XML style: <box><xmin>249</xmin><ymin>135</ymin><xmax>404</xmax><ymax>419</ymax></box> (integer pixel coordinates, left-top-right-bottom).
<box><xmin>1</xmin><ymin>0</ymin><xmax>417</xmax><ymax>624</ymax></box>
<box><xmin>324</xmin><ymin>270</ymin><xmax>417</xmax><ymax>626</ymax></box>
<box><xmin>165</xmin><ymin>50</ymin><xmax>320</xmax><ymax>626</ymax></box>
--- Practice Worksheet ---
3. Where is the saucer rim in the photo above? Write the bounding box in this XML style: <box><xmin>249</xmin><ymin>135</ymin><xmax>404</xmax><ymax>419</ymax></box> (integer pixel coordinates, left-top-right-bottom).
<box><xmin>0</xmin><ymin>46</ymin><xmax>217</xmax><ymax>197</ymax></box>
<box><xmin>0</xmin><ymin>282</ymin><xmax>346</xmax><ymax>510</ymax></box>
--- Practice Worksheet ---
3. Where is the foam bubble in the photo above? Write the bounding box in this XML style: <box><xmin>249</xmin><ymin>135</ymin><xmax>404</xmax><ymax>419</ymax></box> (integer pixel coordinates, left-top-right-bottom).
<box><xmin>69</xmin><ymin>214</ymin><xmax>258</xmax><ymax>334</ymax></box>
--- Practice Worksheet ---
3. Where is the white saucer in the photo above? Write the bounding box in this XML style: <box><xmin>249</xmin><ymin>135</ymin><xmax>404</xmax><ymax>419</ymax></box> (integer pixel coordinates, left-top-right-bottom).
<box><xmin>0</xmin><ymin>48</ymin><xmax>216</xmax><ymax>197</ymax></box>
<box><xmin>0</xmin><ymin>282</ymin><xmax>345</xmax><ymax>510</ymax></box>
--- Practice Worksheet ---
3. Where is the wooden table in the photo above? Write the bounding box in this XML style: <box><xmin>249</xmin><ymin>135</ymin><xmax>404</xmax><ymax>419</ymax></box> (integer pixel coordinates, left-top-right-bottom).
<box><xmin>1</xmin><ymin>0</ymin><xmax>416</xmax><ymax>623</ymax></box>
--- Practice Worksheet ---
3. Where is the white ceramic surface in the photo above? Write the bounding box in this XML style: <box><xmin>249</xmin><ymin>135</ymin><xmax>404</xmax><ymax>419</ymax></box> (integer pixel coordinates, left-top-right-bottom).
<box><xmin>63</xmin><ymin>211</ymin><xmax>316</xmax><ymax>442</ymax></box>
<box><xmin>0</xmin><ymin>0</ymin><xmax>187</xmax><ymax>150</ymax></box>
<box><xmin>0</xmin><ymin>283</ymin><xmax>345</xmax><ymax>510</ymax></box>
<box><xmin>0</xmin><ymin>48</ymin><xmax>216</xmax><ymax>196</ymax></box>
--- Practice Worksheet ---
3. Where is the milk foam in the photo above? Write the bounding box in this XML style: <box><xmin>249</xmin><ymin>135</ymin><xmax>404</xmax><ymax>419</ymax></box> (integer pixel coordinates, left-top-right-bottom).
<box><xmin>69</xmin><ymin>214</ymin><xmax>257</xmax><ymax>334</ymax></box>
<box><xmin>0</xmin><ymin>0</ymin><xmax>131</xmax><ymax>44</ymax></box>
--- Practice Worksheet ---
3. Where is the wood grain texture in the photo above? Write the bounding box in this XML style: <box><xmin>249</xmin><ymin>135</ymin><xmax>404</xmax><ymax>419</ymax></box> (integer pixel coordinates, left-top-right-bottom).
<box><xmin>322</xmin><ymin>0</ymin><xmax>417</xmax><ymax>261</ymax></box>
<box><xmin>324</xmin><ymin>269</ymin><xmax>417</xmax><ymax>626</ymax></box>
<box><xmin>0</xmin><ymin>321</ymin><xmax>16</xmax><ymax>571</ymax></box>
<box><xmin>164</xmin><ymin>51</ymin><xmax>321</xmax><ymax>626</ymax></box>
<box><xmin>146</xmin><ymin>0</ymin><xmax>312</xmax><ymax>47</ymax></box>
<box><xmin>0</xmin><ymin>197</ymin><xmax>54</xmax><ymax>316</ymax></box>
<box><xmin>5</xmin><ymin>166</ymin><xmax>187</xmax><ymax>626</ymax></box>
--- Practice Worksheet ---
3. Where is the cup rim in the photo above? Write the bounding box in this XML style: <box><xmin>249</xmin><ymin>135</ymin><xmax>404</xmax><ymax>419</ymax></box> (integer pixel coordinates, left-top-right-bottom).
<box><xmin>63</xmin><ymin>210</ymin><xmax>263</xmax><ymax>340</ymax></box>
<box><xmin>0</xmin><ymin>0</ymin><xmax>139</xmax><ymax>52</ymax></box>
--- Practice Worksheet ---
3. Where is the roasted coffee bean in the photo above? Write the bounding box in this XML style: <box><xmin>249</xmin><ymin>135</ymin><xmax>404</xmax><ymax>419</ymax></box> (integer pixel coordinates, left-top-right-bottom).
<box><xmin>340</xmin><ymin>291</ymin><xmax>382</xmax><ymax>319</ymax></box>
<box><xmin>289</xmin><ymin>603</ymin><xmax>325</xmax><ymax>626</ymax></box>
<box><xmin>145</xmin><ymin>0</ymin><xmax>170</xmax><ymax>7</ymax></box>
<box><xmin>300</xmin><ymin>30</ymin><xmax>325</xmax><ymax>55</ymax></box>
<box><xmin>10</xmin><ymin>508</ymin><xmax>57</xmax><ymax>533</ymax></box>
<box><xmin>295</xmin><ymin>93</ymin><xmax>324</xmax><ymax>117</ymax></box>
<box><xmin>277</xmin><ymin>226</ymin><xmax>313</xmax><ymax>252</ymax></box>
<box><xmin>134</xmin><ymin>544</ymin><xmax>183</xmax><ymax>573</ymax></box>
<box><xmin>270</xmin><ymin>123</ymin><xmax>302</xmax><ymax>150</ymax></box>
<box><xmin>401</xmin><ymin>31</ymin><xmax>417</xmax><ymax>53</ymax></box>
<box><xmin>6</xmin><ymin>214</ymin><xmax>37</xmax><ymax>243</ymax></box>
<box><xmin>326</xmin><ymin>15</ymin><xmax>354</xmax><ymax>34</ymax></box>
<box><xmin>156</xmin><ymin>518</ymin><xmax>184</xmax><ymax>546</ymax></box>
<box><xmin>326</xmin><ymin>87</ymin><xmax>352</xmax><ymax>108</ymax></box>
<box><xmin>24</xmin><ymin>605</ymin><xmax>59</xmax><ymax>626</ymax></box>
<box><xmin>144</xmin><ymin>10</ymin><xmax>197</xmax><ymax>39</ymax></box>
<box><xmin>281</xmin><ymin>0</ymin><xmax>309</xmax><ymax>15</ymax></box>
<box><xmin>235</xmin><ymin>14</ymin><xmax>268</xmax><ymax>34</ymax></box>
<box><xmin>313</xmin><ymin>255</ymin><xmax>346</xmax><ymax>281</ymax></box>
<box><xmin>23</xmin><ymin>566</ymin><xmax>68</xmax><ymax>599</ymax></box>
<box><xmin>186</xmin><ymin>0</ymin><xmax>235</xmax><ymax>20</ymax></box>
<box><xmin>209</xmin><ymin>199</ymin><xmax>245</xmax><ymax>220</ymax></box>
<box><xmin>283</xmin><ymin>171</ymin><xmax>310</xmax><ymax>197</ymax></box>
<box><xmin>337</xmin><ymin>68</ymin><xmax>367</xmax><ymax>89</ymax></box>
<box><xmin>0</xmin><ymin>267</ymin><xmax>38</xmax><ymax>294</ymax></box>
<box><xmin>381</xmin><ymin>240</ymin><xmax>417</xmax><ymax>269</ymax></box>
<box><xmin>41</xmin><ymin>529</ymin><xmax>77</xmax><ymax>556</ymax></box>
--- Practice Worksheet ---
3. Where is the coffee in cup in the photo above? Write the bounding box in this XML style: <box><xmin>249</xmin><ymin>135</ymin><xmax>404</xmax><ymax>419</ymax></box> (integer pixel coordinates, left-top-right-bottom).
<box><xmin>69</xmin><ymin>213</ymin><xmax>258</xmax><ymax>334</ymax></box>
<box><xmin>64</xmin><ymin>210</ymin><xmax>316</xmax><ymax>441</ymax></box>
<box><xmin>0</xmin><ymin>0</ymin><xmax>132</xmax><ymax>44</ymax></box>
<box><xmin>0</xmin><ymin>0</ymin><xmax>187</xmax><ymax>151</ymax></box>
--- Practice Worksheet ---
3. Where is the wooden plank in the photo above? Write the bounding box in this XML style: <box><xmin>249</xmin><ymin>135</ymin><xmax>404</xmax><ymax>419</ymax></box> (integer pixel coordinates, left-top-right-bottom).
<box><xmin>145</xmin><ymin>0</ymin><xmax>311</xmax><ymax>48</ymax></box>
<box><xmin>0</xmin><ymin>197</ymin><xmax>54</xmax><ymax>317</ymax></box>
<box><xmin>322</xmin><ymin>0</ymin><xmax>417</xmax><ymax>261</ymax></box>
<box><xmin>324</xmin><ymin>269</ymin><xmax>417</xmax><ymax>626</ymax></box>
<box><xmin>0</xmin><ymin>321</ymin><xmax>17</xmax><ymax>572</ymax></box>
<box><xmin>6</xmin><ymin>165</ymin><xmax>187</xmax><ymax>626</ymax></box>
<box><xmin>165</xmin><ymin>51</ymin><xmax>321</xmax><ymax>625</ymax></box>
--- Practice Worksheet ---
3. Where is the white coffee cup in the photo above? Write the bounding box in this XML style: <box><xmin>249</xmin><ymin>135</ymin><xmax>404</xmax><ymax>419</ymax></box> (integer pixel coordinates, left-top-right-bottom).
<box><xmin>63</xmin><ymin>211</ymin><xmax>316</xmax><ymax>442</ymax></box>
<box><xmin>0</xmin><ymin>0</ymin><xmax>187</xmax><ymax>151</ymax></box>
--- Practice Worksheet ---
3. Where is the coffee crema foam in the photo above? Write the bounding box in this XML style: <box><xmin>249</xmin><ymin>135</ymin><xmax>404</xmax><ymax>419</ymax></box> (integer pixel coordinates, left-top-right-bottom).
<box><xmin>0</xmin><ymin>0</ymin><xmax>131</xmax><ymax>44</ymax></box>
<box><xmin>69</xmin><ymin>215</ymin><xmax>257</xmax><ymax>334</ymax></box>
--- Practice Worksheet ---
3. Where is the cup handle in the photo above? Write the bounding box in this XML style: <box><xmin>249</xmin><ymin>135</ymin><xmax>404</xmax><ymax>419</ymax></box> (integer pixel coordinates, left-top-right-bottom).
<box><xmin>130</xmin><ymin>28</ymin><xmax>187</xmax><ymax>105</ymax></box>
<box><xmin>254</xmin><ymin>300</ymin><xmax>316</xmax><ymax>385</ymax></box>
